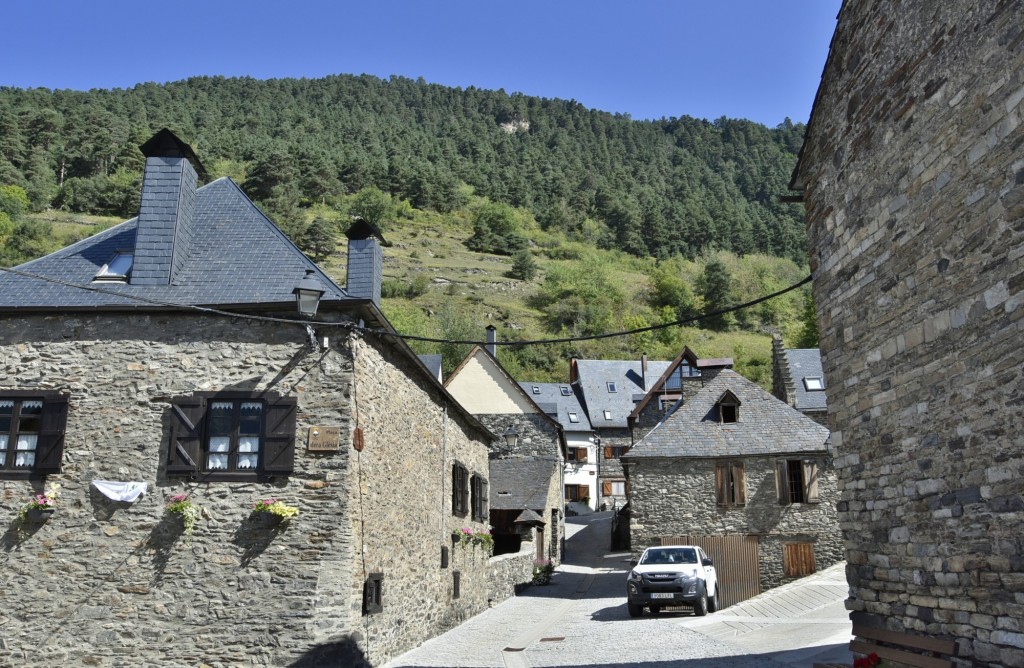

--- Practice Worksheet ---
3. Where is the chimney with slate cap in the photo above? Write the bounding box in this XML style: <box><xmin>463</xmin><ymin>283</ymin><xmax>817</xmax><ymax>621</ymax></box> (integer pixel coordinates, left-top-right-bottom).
<box><xmin>486</xmin><ymin>325</ymin><xmax>497</xmax><ymax>356</ymax></box>
<box><xmin>345</xmin><ymin>218</ymin><xmax>389</xmax><ymax>307</ymax></box>
<box><xmin>132</xmin><ymin>129</ymin><xmax>205</xmax><ymax>285</ymax></box>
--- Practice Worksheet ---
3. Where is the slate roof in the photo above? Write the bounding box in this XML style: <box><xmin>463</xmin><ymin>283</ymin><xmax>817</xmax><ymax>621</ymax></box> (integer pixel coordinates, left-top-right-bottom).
<box><xmin>572</xmin><ymin>359</ymin><xmax>671</xmax><ymax>429</ymax></box>
<box><xmin>0</xmin><ymin>178</ymin><xmax>347</xmax><ymax>312</ymax></box>
<box><xmin>623</xmin><ymin>369</ymin><xmax>830</xmax><ymax>459</ymax></box>
<box><xmin>782</xmin><ymin>348</ymin><xmax>828</xmax><ymax>412</ymax></box>
<box><xmin>489</xmin><ymin>457</ymin><xmax>561</xmax><ymax>510</ymax></box>
<box><xmin>418</xmin><ymin>354</ymin><xmax>443</xmax><ymax>383</ymax></box>
<box><xmin>518</xmin><ymin>382</ymin><xmax>593</xmax><ymax>433</ymax></box>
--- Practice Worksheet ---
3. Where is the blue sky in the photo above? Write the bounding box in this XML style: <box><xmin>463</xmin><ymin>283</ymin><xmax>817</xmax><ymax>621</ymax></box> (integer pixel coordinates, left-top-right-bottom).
<box><xmin>4</xmin><ymin>0</ymin><xmax>840</xmax><ymax>126</ymax></box>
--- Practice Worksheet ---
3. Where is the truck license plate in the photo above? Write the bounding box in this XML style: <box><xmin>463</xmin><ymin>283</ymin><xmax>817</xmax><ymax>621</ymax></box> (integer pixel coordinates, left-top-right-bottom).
<box><xmin>651</xmin><ymin>593</ymin><xmax>674</xmax><ymax>599</ymax></box>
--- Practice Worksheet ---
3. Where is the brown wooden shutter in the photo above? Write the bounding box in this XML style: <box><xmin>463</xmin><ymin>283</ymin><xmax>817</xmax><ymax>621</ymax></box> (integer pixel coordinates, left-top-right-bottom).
<box><xmin>602</xmin><ymin>480</ymin><xmax>612</xmax><ymax>495</ymax></box>
<box><xmin>34</xmin><ymin>393</ymin><xmax>70</xmax><ymax>473</ymax></box>
<box><xmin>776</xmin><ymin>460</ymin><xmax>790</xmax><ymax>505</ymax></box>
<box><xmin>803</xmin><ymin>460</ymin><xmax>820</xmax><ymax>503</ymax></box>
<box><xmin>167</xmin><ymin>396</ymin><xmax>204</xmax><ymax>475</ymax></box>
<box><xmin>480</xmin><ymin>478</ymin><xmax>488</xmax><ymax>518</ymax></box>
<box><xmin>714</xmin><ymin>462</ymin><xmax>727</xmax><ymax>506</ymax></box>
<box><xmin>262</xmin><ymin>396</ymin><xmax>297</xmax><ymax>474</ymax></box>
<box><xmin>733</xmin><ymin>462</ymin><xmax>747</xmax><ymax>506</ymax></box>
<box><xmin>604</xmin><ymin>446</ymin><xmax>613</xmax><ymax>459</ymax></box>
<box><xmin>577</xmin><ymin>448</ymin><xmax>588</xmax><ymax>463</ymax></box>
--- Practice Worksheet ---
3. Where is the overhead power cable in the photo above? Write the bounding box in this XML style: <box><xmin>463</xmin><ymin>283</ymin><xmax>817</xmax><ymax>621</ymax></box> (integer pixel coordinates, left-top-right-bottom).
<box><xmin>0</xmin><ymin>265</ymin><xmax>811</xmax><ymax>348</ymax></box>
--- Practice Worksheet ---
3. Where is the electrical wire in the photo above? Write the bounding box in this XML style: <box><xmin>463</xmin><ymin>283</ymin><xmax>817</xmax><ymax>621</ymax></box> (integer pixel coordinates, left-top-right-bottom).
<box><xmin>0</xmin><ymin>265</ymin><xmax>811</xmax><ymax>348</ymax></box>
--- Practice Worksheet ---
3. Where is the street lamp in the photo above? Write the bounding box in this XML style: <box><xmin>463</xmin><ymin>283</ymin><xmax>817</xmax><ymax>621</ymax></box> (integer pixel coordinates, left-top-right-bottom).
<box><xmin>503</xmin><ymin>424</ymin><xmax>519</xmax><ymax>454</ymax></box>
<box><xmin>293</xmin><ymin>269</ymin><xmax>325</xmax><ymax>318</ymax></box>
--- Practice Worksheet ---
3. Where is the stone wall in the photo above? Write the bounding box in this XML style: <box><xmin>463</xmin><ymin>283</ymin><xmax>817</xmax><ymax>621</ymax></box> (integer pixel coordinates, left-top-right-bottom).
<box><xmin>627</xmin><ymin>456</ymin><xmax>843</xmax><ymax>591</ymax></box>
<box><xmin>486</xmin><ymin>544</ymin><xmax>537</xmax><ymax>602</ymax></box>
<box><xmin>0</xmin><ymin>312</ymin><xmax>359</xmax><ymax>667</ymax></box>
<box><xmin>350</xmin><ymin>334</ymin><xmax>494</xmax><ymax>666</ymax></box>
<box><xmin>797</xmin><ymin>2</ymin><xmax>1024</xmax><ymax>665</ymax></box>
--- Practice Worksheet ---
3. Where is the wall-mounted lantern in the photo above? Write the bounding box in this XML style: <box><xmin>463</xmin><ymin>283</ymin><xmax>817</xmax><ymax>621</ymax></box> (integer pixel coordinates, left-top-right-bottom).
<box><xmin>293</xmin><ymin>269</ymin><xmax>325</xmax><ymax>318</ymax></box>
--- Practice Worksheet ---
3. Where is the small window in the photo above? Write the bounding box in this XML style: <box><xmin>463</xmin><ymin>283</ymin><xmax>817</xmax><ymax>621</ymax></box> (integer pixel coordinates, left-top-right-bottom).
<box><xmin>607</xmin><ymin>381</ymin><xmax>617</xmax><ymax>393</ymax></box>
<box><xmin>363</xmin><ymin>573</ymin><xmax>384</xmax><ymax>615</ymax></box>
<box><xmin>452</xmin><ymin>462</ymin><xmax>469</xmax><ymax>517</ymax></box>
<box><xmin>167</xmin><ymin>393</ymin><xmax>296</xmax><ymax>480</ymax></box>
<box><xmin>603</xmin><ymin>410</ymin><xmax>612</xmax><ymax>420</ymax></box>
<box><xmin>441</xmin><ymin>546</ymin><xmax>449</xmax><ymax>569</ymax></box>
<box><xmin>94</xmin><ymin>252</ymin><xmax>133</xmax><ymax>281</ymax></box>
<box><xmin>776</xmin><ymin>459</ymin><xmax>820</xmax><ymax>505</ymax></box>
<box><xmin>602</xmin><ymin>480</ymin><xmax>627</xmax><ymax>496</ymax></box>
<box><xmin>715</xmin><ymin>461</ymin><xmax>746</xmax><ymax>507</ymax></box>
<box><xmin>0</xmin><ymin>392</ymin><xmax>70</xmax><ymax>477</ymax></box>
<box><xmin>559</xmin><ymin>386</ymin><xmax>572</xmax><ymax>396</ymax></box>
<box><xmin>803</xmin><ymin>377</ymin><xmax>825</xmax><ymax>391</ymax></box>
<box><xmin>716</xmin><ymin>390</ymin><xmax>741</xmax><ymax>424</ymax></box>
<box><xmin>604</xmin><ymin>445</ymin><xmax>628</xmax><ymax>459</ymax></box>
<box><xmin>471</xmin><ymin>473</ymin><xmax>488</xmax><ymax>522</ymax></box>
<box><xmin>532</xmin><ymin>386</ymin><xmax>541</xmax><ymax>394</ymax></box>
<box><xmin>567</xmin><ymin>447</ymin><xmax>588</xmax><ymax>463</ymax></box>
<box><xmin>564</xmin><ymin>483</ymin><xmax>587</xmax><ymax>502</ymax></box>
<box><xmin>568</xmin><ymin>412</ymin><xmax>579</xmax><ymax>423</ymax></box>
<box><xmin>452</xmin><ymin>571</ymin><xmax>461</xmax><ymax>599</ymax></box>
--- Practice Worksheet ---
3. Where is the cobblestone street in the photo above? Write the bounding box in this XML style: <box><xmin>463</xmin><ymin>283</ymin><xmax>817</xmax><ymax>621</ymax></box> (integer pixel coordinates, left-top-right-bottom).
<box><xmin>384</xmin><ymin>512</ymin><xmax>852</xmax><ymax>668</ymax></box>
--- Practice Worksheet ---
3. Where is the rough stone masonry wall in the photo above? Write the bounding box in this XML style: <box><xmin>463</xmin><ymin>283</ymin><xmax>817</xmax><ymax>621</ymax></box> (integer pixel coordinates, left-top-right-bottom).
<box><xmin>628</xmin><ymin>457</ymin><xmax>843</xmax><ymax>592</ymax></box>
<box><xmin>0</xmin><ymin>313</ymin><xmax>358</xmax><ymax>667</ymax></box>
<box><xmin>350</xmin><ymin>335</ymin><xmax>494</xmax><ymax>666</ymax></box>
<box><xmin>799</xmin><ymin>2</ymin><xmax>1024</xmax><ymax>665</ymax></box>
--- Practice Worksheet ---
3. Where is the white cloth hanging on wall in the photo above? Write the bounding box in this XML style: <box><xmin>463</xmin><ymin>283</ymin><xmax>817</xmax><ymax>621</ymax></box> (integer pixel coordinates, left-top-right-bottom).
<box><xmin>92</xmin><ymin>480</ymin><xmax>148</xmax><ymax>503</ymax></box>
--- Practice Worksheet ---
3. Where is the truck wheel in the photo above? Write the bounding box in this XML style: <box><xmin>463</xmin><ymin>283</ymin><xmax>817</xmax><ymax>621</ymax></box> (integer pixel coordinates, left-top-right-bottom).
<box><xmin>627</xmin><ymin>602</ymin><xmax>643</xmax><ymax>618</ymax></box>
<box><xmin>693</xmin><ymin>592</ymin><xmax>708</xmax><ymax>616</ymax></box>
<box><xmin>708</xmin><ymin>589</ymin><xmax>718</xmax><ymax>613</ymax></box>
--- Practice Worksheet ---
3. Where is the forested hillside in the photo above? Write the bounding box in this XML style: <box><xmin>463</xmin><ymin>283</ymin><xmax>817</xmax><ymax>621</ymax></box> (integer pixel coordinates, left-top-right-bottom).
<box><xmin>0</xmin><ymin>74</ymin><xmax>816</xmax><ymax>383</ymax></box>
<box><xmin>0</xmin><ymin>74</ymin><xmax>805</xmax><ymax>262</ymax></box>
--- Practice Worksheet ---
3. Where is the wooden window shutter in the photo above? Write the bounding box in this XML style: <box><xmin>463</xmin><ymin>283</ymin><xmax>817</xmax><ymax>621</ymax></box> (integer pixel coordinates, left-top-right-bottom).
<box><xmin>604</xmin><ymin>446</ymin><xmax>613</xmax><ymax>459</ymax></box>
<box><xmin>577</xmin><ymin>448</ymin><xmax>588</xmax><ymax>463</ymax></box>
<box><xmin>34</xmin><ymin>393</ymin><xmax>70</xmax><ymax>473</ymax></box>
<box><xmin>775</xmin><ymin>460</ymin><xmax>790</xmax><ymax>505</ymax></box>
<box><xmin>263</xmin><ymin>396</ymin><xmax>298</xmax><ymax>474</ymax></box>
<box><xmin>602</xmin><ymin>480</ymin><xmax>612</xmax><ymax>496</ymax></box>
<box><xmin>803</xmin><ymin>460</ymin><xmax>820</xmax><ymax>503</ymax></box>
<box><xmin>481</xmin><ymin>478</ymin><xmax>488</xmax><ymax>517</ymax></box>
<box><xmin>714</xmin><ymin>462</ymin><xmax>727</xmax><ymax>506</ymax></box>
<box><xmin>732</xmin><ymin>462</ymin><xmax>747</xmax><ymax>506</ymax></box>
<box><xmin>167</xmin><ymin>396</ymin><xmax>204</xmax><ymax>475</ymax></box>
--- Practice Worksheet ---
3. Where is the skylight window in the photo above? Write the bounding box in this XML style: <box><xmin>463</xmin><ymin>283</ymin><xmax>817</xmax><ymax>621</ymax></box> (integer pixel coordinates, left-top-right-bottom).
<box><xmin>607</xmin><ymin>382</ymin><xmax>617</xmax><ymax>393</ymax></box>
<box><xmin>559</xmin><ymin>386</ymin><xmax>572</xmax><ymax>396</ymax></box>
<box><xmin>803</xmin><ymin>377</ymin><xmax>825</xmax><ymax>391</ymax></box>
<box><xmin>603</xmin><ymin>410</ymin><xmax>612</xmax><ymax>420</ymax></box>
<box><xmin>532</xmin><ymin>386</ymin><xmax>541</xmax><ymax>394</ymax></box>
<box><xmin>94</xmin><ymin>252</ymin><xmax>133</xmax><ymax>282</ymax></box>
<box><xmin>568</xmin><ymin>412</ymin><xmax>580</xmax><ymax>423</ymax></box>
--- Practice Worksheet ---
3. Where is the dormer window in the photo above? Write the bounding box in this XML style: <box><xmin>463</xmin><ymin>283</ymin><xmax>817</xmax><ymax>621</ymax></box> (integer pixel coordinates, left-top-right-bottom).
<box><xmin>716</xmin><ymin>390</ymin><xmax>741</xmax><ymax>424</ymax></box>
<box><xmin>94</xmin><ymin>252</ymin><xmax>133</xmax><ymax>282</ymax></box>
<box><xmin>803</xmin><ymin>377</ymin><xmax>825</xmax><ymax>391</ymax></box>
<box><xmin>607</xmin><ymin>382</ymin><xmax>617</xmax><ymax>393</ymax></box>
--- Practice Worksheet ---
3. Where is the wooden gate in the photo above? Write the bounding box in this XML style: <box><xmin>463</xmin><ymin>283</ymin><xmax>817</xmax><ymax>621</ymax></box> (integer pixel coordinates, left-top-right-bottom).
<box><xmin>661</xmin><ymin>534</ymin><xmax>760</xmax><ymax>609</ymax></box>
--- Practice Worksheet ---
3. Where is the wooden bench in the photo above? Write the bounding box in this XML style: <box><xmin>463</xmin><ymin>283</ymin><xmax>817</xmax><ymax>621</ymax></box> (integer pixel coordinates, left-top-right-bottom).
<box><xmin>848</xmin><ymin>623</ymin><xmax>956</xmax><ymax>668</ymax></box>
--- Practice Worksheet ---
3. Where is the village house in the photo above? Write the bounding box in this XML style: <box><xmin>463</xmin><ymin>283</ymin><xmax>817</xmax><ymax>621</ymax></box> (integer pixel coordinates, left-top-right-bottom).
<box><xmin>519</xmin><ymin>380</ymin><xmax>597</xmax><ymax>514</ymax></box>
<box><xmin>792</xmin><ymin>1</ymin><xmax>1023</xmax><ymax>665</ymax></box>
<box><xmin>0</xmin><ymin>130</ymin><xmax>533</xmax><ymax>668</ymax></box>
<box><xmin>443</xmin><ymin>331</ymin><xmax>565</xmax><ymax>563</ymax></box>
<box><xmin>770</xmin><ymin>336</ymin><xmax>829</xmax><ymax>427</ymax></box>
<box><xmin>622</xmin><ymin>368</ymin><xmax>841</xmax><ymax>608</ymax></box>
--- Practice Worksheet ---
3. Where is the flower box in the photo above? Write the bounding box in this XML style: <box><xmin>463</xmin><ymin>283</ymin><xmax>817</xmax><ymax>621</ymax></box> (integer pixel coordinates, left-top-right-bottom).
<box><xmin>25</xmin><ymin>508</ymin><xmax>54</xmax><ymax>523</ymax></box>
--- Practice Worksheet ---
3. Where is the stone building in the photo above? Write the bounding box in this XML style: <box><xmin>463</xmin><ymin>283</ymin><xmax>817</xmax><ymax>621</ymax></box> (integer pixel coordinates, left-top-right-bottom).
<box><xmin>622</xmin><ymin>369</ymin><xmax>841</xmax><ymax>607</ymax></box>
<box><xmin>770</xmin><ymin>336</ymin><xmax>829</xmax><ymax>427</ymax></box>
<box><xmin>0</xmin><ymin>130</ymin><xmax>509</xmax><ymax>667</ymax></box>
<box><xmin>791</xmin><ymin>1</ymin><xmax>1024</xmax><ymax>665</ymax></box>
<box><xmin>444</xmin><ymin>338</ymin><xmax>565</xmax><ymax>563</ymax></box>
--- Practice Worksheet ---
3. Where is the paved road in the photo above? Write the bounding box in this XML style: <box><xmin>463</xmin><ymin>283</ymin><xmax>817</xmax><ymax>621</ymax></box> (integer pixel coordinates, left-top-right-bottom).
<box><xmin>384</xmin><ymin>512</ymin><xmax>853</xmax><ymax>668</ymax></box>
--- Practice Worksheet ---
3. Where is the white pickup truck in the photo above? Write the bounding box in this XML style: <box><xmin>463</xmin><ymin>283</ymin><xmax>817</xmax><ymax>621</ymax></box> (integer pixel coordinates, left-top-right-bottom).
<box><xmin>625</xmin><ymin>544</ymin><xmax>719</xmax><ymax>617</ymax></box>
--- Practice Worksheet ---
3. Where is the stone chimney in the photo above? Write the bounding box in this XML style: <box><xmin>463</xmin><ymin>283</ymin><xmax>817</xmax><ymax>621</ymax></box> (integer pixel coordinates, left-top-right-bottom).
<box><xmin>132</xmin><ymin>129</ymin><xmax>205</xmax><ymax>285</ymax></box>
<box><xmin>486</xmin><ymin>325</ymin><xmax>497</xmax><ymax>356</ymax></box>
<box><xmin>345</xmin><ymin>218</ymin><xmax>389</xmax><ymax>307</ymax></box>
